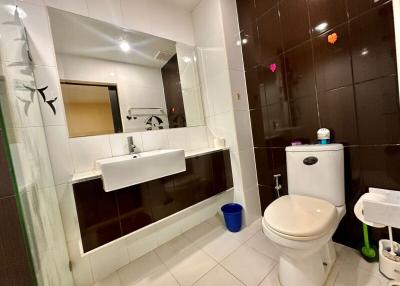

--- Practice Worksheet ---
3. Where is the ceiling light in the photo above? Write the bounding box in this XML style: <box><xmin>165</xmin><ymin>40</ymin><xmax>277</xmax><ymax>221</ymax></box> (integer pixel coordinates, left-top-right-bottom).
<box><xmin>119</xmin><ymin>40</ymin><xmax>130</xmax><ymax>52</ymax></box>
<box><xmin>242</xmin><ymin>38</ymin><xmax>249</xmax><ymax>45</ymax></box>
<box><xmin>315</xmin><ymin>22</ymin><xmax>328</xmax><ymax>32</ymax></box>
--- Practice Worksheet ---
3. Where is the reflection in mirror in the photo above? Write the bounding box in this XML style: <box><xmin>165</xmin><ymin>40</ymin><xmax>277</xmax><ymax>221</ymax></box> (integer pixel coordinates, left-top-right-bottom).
<box><xmin>48</xmin><ymin>8</ymin><xmax>205</xmax><ymax>137</ymax></box>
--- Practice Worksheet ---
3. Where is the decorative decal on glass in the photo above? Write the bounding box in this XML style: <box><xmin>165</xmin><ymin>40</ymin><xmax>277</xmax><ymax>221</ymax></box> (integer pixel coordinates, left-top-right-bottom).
<box><xmin>328</xmin><ymin>33</ymin><xmax>338</xmax><ymax>44</ymax></box>
<box><xmin>269</xmin><ymin>63</ymin><xmax>277</xmax><ymax>73</ymax></box>
<box><xmin>20</xmin><ymin>85</ymin><xmax>58</xmax><ymax>115</ymax></box>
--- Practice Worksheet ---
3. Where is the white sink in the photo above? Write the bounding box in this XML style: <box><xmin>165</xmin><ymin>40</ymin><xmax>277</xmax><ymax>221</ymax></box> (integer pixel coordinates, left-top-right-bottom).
<box><xmin>96</xmin><ymin>149</ymin><xmax>186</xmax><ymax>192</ymax></box>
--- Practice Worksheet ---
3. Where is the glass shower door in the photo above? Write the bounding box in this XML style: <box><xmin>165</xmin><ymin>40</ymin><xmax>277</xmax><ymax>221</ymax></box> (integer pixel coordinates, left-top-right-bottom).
<box><xmin>0</xmin><ymin>1</ymin><xmax>74</xmax><ymax>285</ymax></box>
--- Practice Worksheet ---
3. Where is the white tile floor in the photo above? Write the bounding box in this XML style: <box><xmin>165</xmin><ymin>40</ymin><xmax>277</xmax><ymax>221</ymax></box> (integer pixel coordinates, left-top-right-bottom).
<box><xmin>93</xmin><ymin>216</ymin><xmax>391</xmax><ymax>286</ymax></box>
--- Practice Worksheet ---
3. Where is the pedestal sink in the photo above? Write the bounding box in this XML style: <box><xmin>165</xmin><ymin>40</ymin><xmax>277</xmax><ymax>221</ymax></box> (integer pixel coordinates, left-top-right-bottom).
<box><xmin>96</xmin><ymin>149</ymin><xmax>186</xmax><ymax>192</ymax></box>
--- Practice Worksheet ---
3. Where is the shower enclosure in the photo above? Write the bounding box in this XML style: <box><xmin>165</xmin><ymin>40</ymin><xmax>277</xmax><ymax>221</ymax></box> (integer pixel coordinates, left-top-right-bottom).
<box><xmin>0</xmin><ymin>1</ymin><xmax>73</xmax><ymax>285</ymax></box>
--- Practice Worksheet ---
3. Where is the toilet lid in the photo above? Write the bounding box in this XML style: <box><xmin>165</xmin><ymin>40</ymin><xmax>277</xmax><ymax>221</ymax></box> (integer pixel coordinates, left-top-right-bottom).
<box><xmin>264</xmin><ymin>195</ymin><xmax>337</xmax><ymax>238</ymax></box>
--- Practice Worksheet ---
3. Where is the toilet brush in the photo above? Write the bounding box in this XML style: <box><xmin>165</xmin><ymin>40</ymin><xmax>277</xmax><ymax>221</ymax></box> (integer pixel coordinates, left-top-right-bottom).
<box><xmin>360</xmin><ymin>223</ymin><xmax>378</xmax><ymax>262</ymax></box>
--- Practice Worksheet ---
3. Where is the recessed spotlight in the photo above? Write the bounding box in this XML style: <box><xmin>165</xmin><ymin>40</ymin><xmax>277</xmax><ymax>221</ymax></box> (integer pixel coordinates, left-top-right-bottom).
<box><xmin>242</xmin><ymin>38</ymin><xmax>249</xmax><ymax>45</ymax></box>
<box><xmin>315</xmin><ymin>22</ymin><xmax>328</xmax><ymax>32</ymax></box>
<box><xmin>119</xmin><ymin>40</ymin><xmax>130</xmax><ymax>52</ymax></box>
<box><xmin>183</xmin><ymin>56</ymin><xmax>191</xmax><ymax>63</ymax></box>
<box><xmin>110</xmin><ymin>72</ymin><xmax>115</xmax><ymax>77</ymax></box>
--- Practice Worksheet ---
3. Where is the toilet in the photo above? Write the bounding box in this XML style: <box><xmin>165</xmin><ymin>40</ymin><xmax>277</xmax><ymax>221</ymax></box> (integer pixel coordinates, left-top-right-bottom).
<box><xmin>262</xmin><ymin>144</ymin><xmax>346</xmax><ymax>286</ymax></box>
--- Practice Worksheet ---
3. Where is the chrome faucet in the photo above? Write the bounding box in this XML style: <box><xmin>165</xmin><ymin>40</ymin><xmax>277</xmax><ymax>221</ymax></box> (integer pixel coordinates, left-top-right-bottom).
<box><xmin>127</xmin><ymin>136</ymin><xmax>136</xmax><ymax>154</ymax></box>
<box><xmin>274</xmin><ymin>174</ymin><xmax>282</xmax><ymax>198</ymax></box>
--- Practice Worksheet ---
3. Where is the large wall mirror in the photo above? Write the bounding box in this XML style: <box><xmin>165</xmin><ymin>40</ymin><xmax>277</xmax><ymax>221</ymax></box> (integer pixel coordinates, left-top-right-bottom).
<box><xmin>48</xmin><ymin>8</ymin><xmax>205</xmax><ymax>137</ymax></box>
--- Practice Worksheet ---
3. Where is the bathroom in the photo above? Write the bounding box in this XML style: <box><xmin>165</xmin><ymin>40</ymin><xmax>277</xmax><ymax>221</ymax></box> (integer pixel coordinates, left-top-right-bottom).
<box><xmin>0</xmin><ymin>0</ymin><xmax>399</xmax><ymax>285</ymax></box>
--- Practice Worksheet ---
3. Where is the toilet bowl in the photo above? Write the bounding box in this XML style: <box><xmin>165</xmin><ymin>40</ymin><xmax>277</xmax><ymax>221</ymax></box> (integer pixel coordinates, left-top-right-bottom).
<box><xmin>262</xmin><ymin>195</ymin><xmax>346</xmax><ymax>286</ymax></box>
<box><xmin>262</xmin><ymin>144</ymin><xmax>346</xmax><ymax>286</ymax></box>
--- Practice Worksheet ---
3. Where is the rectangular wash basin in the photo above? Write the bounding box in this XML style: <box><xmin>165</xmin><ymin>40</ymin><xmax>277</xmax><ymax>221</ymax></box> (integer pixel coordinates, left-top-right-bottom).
<box><xmin>96</xmin><ymin>149</ymin><xmax>186</xmax><ymax>192</ymax></box>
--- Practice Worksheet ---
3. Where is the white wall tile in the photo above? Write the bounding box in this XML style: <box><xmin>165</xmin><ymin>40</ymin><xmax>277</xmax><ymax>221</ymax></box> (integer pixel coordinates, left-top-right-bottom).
<box><xmin>109</xmin><ymin>132</ymin><xmax>143</xmax><ymax>157</ymax></box>
<box><xmin>67</xmin><ymin>240</ymin><xmax>94</xmax><ymax>286</ymax></box>
<box><xmin>192</xmin><ymin>0</ymin><xmax>224</xmax><ymax>47</ymax></box>
<box><xmin>86</xmin><ymin>0</ymin><xmax>122</xmax><ymax>26</ymax></box>
<box><xmin>242</xmin><ymin>185</ymin><xmax>261</xmax><ymax>225</ymax></box>
<box><xmin>18</xmin><ymin>2</ymin><xmax>57</xmax><ymax>66</ymax></box>
<box><xmin>89</xmin><ymin>239</ymin><xmax>129</xmax><ymax>281</ymax></box>
<box><xmin>22</xmin><ymin>126</ymin><xmax>55</xmax><ymax>189</ymax></box>
<box><xmin>234</xmin><ymin>110</ymin><xmax>253</xmax><ymax>150</ymax></box>
<box><xmin>167</xmin><ymin>128</ymin><xmax>188</xmax><ymax>150</ymax></box>
<box><xmin>121</xmin><ymin>0</ymin><xmax>194</xmax><ymax>45</ymax></box>
<box><xmin>56</xmin><ymin>184</ymin><xmax>80</xmax><ymax>243</ymax></box>
<box><xmin>59</xmin><ymin>0</ymin><xmax>89</xmax><ymax>16</ymax></box>
<box><xmin>238</xmin><ymin>148</ymin><xmax>258</xmax><ymax>190</ymax></box>
<box><xmin>230</xmin><ymin>69</ymin><xmax>249</xmax><ymax>111</ymax></box>
<box><xmin>4</xmin><ymin>65</ymin><xmax>43</xmax><ymax>128</ymax></box>
<box><xmin>186</xmin><ymin>126</ymin><xmax>208</xmax><ymax>150</ymax></box>
<box><xmin>45</xmin><ymin>125</ymin><xmax>73</xmax><ymax>185</ymax></box>
<box><xmin>69</xmin><ymin>135</ymin><xmax>111</xmax><ymax>172</ymax></box>
<box><xmin>220</xmin><ymin>0</ymin><xmax>245</xmax><ymax>71</ymax></box>
<box><xmin>141</xmin><ymin>130</ymin><xmax>169</xmax><ymax>151</ymax></box>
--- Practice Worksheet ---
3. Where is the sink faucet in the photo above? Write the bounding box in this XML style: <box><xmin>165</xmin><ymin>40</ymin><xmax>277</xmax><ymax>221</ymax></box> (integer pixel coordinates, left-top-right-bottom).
<box><xmin>127</xmin><ymin>136</ymin><xmax>136</xmax><ymax>154</ymax></box>
<box><xmin>274</xmin><ymin>174</ymin><xmax>282</xmax><ymax>198</ymax></box>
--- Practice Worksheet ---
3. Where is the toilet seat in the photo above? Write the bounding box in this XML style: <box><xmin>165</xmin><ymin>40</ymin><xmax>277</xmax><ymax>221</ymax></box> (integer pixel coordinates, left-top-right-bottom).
<box><xmin>264</xmin><ymin>195</ymin><xmax>337</xmax><ymax>241</ymax></box>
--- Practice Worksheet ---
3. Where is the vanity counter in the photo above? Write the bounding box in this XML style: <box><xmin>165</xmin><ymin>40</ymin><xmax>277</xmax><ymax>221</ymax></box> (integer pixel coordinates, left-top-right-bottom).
<box><xmin>71</xmin><ymin>147</ymin><xmax>229</xmax><ymax>184</ymax></box>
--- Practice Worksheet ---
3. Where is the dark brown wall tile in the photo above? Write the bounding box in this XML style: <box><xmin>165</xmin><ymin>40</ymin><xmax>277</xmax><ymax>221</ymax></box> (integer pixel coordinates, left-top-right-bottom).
<box><xmin>313</xmin><ymin>24</ymin><xmax>353</xmax><ymax>91</ymax></box>
<box><xmin>236</xmin><ymin>0</ymin><xmax>256</xmax><ymax>30</ymax></box>
<box><xmin>245</xmin><ymin>66</ymin><xmax>267</xmax><ymax>109</ymax></box>
<box><xmin>254</xmin><ymin>148</ymin><xmax>274</xmax><ymax>186</ymax></box>
<box><xmin>0</xmin><ymin>197</ymin><xmax>31</xmax><ymax>267</ymax></box>
<box><xmin>258</xmin><ymin>185</ymin><xmax>276</xmax><ymax>213</ymax></box>
<box><xmin>360</xmin><ymin>145</ymin><xmax>400</xmax><ymax>191</ymax></box>
<box><xmin>257</xmin><ymin>7</ymin><xmax>283</xmax><ymax>63</ymax></box>
<box><xmin>0</xmin><ymin>131</ymin><xmax>13</xmax><ymax>199</ymax></box>
<box><xmin>308</xmin><ymin>0</ymin><xmax>347</xmax><ymax>36</ymax></box>
<box><xmin>264</xmin><ymin>56</ymin><xmax>286</xmax><ymax>105</ymax></box>
<box><xmin>284</xmin><ymin>42</ymin><xmax>316</xmax><ymax>100</ymax></box>
<box><xmin>347</xmin><ymin>0</ymin><xmax>391</xmax><ymax>19</ymax></box>
<box><xmin>250</xmin><ymin>108</ymin><xmax>269</xmax><ymax>147</ymax></box>
<box><xmin>266</xmin><ymin>96</ymin><xmax>320</xmax><ymax>147</ymax></box>
<box><xmin>236</xmin><ymin>0</ymin><xmax>399</xmax><ymax>249</ymax></box>
<box><xmin>271</xmin><ymin>148</ymin><xmax>288</xmax><ymax>196</ymax></box>
<box><xmin>288</xmin><ymin>96</ymin><xmax>320</xmax><ymax>143</ymax></box>
<box><xmin>279</xmin><ymin>0</ymin><xmax>310</xmax><ymax>50</ymax></box>
<box><xmin>318</xmin><ymin>86</ymin><xmax>358</xmax><ymax>145</ymax></box>
<box><xmin>0</xmin><ymin>263</ymin><xmax>34</xmax><ymax>286</ymax></box>
<box><xmin>355</xmin><ymin>76</ymin><xmax>400</xmax><ymax>145</ymax></box>
<box><xmin>241</xmin><ymin>24</ymin><xmax>259</xmax><ymax>71</ymax></box>
<box><xmin>255</xmin><ymin>0</ymin><xmax>278</xmax><ymax>17</ymax></box>
<box><xmin>350</xmin><ymin>3</ymin><xmax>397</xmax><ymax>83</ymax></box>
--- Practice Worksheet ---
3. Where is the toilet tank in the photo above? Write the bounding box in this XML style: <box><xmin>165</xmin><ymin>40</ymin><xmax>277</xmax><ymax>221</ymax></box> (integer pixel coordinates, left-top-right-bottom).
<box><xmin>285</xmin><ymin>144</ymin><xmax>345</xmax><ymax>206</ymax></box>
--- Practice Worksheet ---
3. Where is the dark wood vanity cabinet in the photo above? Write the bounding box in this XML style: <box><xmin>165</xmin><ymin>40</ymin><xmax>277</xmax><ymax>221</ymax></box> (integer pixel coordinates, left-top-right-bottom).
<box><xmin>73</xmin><ymin>150</ymin><xmax>233</xmax><ymax>252</ymax></box>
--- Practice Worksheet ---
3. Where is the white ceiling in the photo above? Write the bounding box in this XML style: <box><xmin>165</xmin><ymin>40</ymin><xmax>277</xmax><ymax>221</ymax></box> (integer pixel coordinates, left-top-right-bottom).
<box><xmin>48</xmin><ymin>8</ymin><xmax>177</xmax><ymax>68</ymax></box>
<box><xmin>161</xmin><ymin>0</ymin><xmax>202</xmax><ymax>11</ymax></box>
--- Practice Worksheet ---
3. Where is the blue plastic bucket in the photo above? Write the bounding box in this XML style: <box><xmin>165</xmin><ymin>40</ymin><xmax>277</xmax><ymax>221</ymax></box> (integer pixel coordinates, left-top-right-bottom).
<box><xmin>221</xmin><ymin>203</ymin><xmax>243</xmax><ymax>232</ymax></box>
